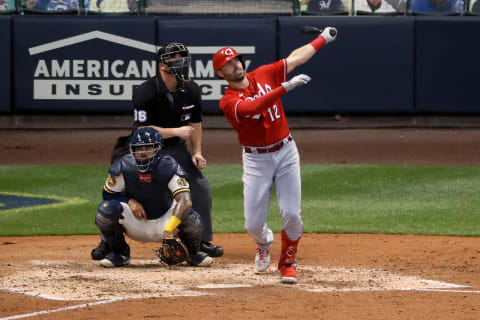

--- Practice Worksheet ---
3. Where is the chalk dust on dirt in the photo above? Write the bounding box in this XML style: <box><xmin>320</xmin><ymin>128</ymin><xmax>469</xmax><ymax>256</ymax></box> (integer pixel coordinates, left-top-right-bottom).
<box><xmin>0</xmin><ymin>258</ymin><xmax>467</xmax><ymax>301</ymax></box>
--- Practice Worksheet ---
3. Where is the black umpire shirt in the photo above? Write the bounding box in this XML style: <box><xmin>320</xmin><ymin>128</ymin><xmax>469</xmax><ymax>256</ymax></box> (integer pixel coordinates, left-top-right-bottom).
<box><xmin>132</xmin><ymin>75</ymin><xmax>203</xmax><ymax>147</ymax></box>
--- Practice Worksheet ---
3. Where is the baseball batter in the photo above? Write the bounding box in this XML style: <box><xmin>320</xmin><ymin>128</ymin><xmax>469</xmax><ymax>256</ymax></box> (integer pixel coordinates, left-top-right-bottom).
<box><xmin>213</xmin><ymin>27</ymin><xmax>337</xmax><ymax>284</ymax></box>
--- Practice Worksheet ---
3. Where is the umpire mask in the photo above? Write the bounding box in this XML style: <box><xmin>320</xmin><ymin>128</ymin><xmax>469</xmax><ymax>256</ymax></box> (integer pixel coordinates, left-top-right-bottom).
<box><xmin>157</xmin><ymin>42</ymin><xmax>191</xmax><ymax>88</ymax></box>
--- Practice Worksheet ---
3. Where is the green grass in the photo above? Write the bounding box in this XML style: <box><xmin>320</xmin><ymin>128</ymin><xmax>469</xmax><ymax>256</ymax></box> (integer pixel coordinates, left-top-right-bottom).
<box><xmin>1</xmin><ymin>164</ymin><xmax>480</xmax><ymax>236</ymax></box>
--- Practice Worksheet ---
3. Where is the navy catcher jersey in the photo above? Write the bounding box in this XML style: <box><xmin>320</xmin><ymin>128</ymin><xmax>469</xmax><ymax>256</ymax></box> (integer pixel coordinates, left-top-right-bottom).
<box><xmin>104</xmin><ymin>153</ymin><xmax>190</xmax><ymax>220</ymax></box>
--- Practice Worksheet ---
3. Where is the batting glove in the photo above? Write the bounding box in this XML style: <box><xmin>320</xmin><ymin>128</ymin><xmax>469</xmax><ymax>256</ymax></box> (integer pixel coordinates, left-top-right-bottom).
<box><xmin>321</xmin><ymin>27</ymin><xmax>337</xmax><ymax>44</ymax></box>
<box><xmin>281</xmin><ymin>74</ymin><xmax>312</xmax><ymax>93</ymax></box>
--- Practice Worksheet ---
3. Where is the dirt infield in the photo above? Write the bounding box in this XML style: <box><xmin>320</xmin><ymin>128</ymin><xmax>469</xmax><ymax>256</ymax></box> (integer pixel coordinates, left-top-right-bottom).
<box><xmin>1</xmin><ymin>128</ymin><xmax>480</xmax><ymax>319</ymax></box>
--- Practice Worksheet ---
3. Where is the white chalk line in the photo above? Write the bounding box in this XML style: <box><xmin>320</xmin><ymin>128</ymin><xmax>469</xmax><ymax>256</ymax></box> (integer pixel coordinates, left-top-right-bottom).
<box><xmin>302</xmin><ymin>279</ymin><xmax>476</xmax><ymax>294</ymax></box>
<box><xmin>2</xmin><ymin>282</ymin><xmax>480</xmax><ymax>319</ymax></box>
<box><xmin>304</xmin><ymin>287</ymin><xmax>480</xmax><ymax>293</ymax></box>
<box><xmin>2</xmin><ymin>263</ymin><xmax>479</xmax><ymax>319</ymax></box>
<box><xmin>0</xmin><ymin>298</ymin><xmax>125</xmax><ymax>320</ymax></box>
<box><xmin>413</xmin><ymin>288</ymin><xmax>480</xmax><ymax>293</ymax></box>
<box><xmin>0</xmin><ymin>287</ymin><xmax>91</xmax><ymax>301</ymax></box>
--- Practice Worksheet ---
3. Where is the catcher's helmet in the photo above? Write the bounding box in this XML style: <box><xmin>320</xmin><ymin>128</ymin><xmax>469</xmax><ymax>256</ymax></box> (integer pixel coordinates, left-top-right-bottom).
<box><xmin>129</xmin><ymin>127</ymin><xmax>163</xmax><ymax>173</ymax></box>
<box><xmin>213</xmin><ymin>47</ymin><xmax>245</xmax><ymax>71</ymax></box>
<box><xmin>157</xmin><ymin>42</ymin><xmax>191</xmax><ymax>85</ymax></box>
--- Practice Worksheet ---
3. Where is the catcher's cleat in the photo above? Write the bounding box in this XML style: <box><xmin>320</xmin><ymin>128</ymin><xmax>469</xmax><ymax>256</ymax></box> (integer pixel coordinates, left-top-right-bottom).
<box><xmin>188</xmin><ymin>251</ymin><xmax>213</xmax><ymax>267</ymax></box>
<box><xmin>200</xmin><ymin>242</ymin><xmax>224</xmax><ymax>257</ymax></box>
<box><xmin>255</xmin><ymin>248</ymin><xmax>270</xmax><ymax>273</ymax></box>
<box><xmin>91</xmin><ymin>240</ymin><xmax>111</xmax><ymax>260</ymax></box>
<box><xmin>100</xmin><ymin>252</ymin><xmax>131</xmax><ymax>268</ymax></box>
<box><xmin>280</xmin><ymin>262</ymin><xmax>297</xmax><ymax>284</ymax></box>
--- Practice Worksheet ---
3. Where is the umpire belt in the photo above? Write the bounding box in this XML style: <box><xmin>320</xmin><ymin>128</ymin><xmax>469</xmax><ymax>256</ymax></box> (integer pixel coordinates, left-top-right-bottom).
<box><xmin>243</xmin><ymin>135</ymin><xmax>293</xmax><ymax>154</ymax></box>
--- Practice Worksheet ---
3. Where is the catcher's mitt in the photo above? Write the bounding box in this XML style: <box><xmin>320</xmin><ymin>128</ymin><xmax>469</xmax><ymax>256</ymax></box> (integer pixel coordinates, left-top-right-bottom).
<box><xmin>157</xmin><ymin>238</ymin><xmax>189</xmax><ymax>265</ymax></box>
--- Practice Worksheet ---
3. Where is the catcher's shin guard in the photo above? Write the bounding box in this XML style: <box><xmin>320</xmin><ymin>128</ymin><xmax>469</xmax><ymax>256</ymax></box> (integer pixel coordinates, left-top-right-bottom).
<box><xmin>277</xmin><ymin>230</ymin><xmax>301</xmax><ymax>271</ymax></box>
<box><xmin>95</xmin><ymin>200</ymin><xmax>130</xmax><ymax>257</ymax></box>
<box><xmin>177</xmin><ymin>209</ymin><xmax>204</xmax><ymax>255</ymax></box>
<box><xmin>91</xmin><ymin>234</ymin><xmax>111</xmax><ymax>260</ymax></box>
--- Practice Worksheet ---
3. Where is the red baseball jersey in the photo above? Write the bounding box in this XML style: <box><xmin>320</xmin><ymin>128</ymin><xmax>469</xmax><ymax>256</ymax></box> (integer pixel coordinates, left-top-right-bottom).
<box><xmin>219</xmin><ymin>59</ymin><xmax>290</xmax><ymax>147</ymax></box>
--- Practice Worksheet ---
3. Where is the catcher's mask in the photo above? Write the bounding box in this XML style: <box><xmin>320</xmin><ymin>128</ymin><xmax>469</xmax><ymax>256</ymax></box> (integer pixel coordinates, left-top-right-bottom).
<box><xmin>213</xmin><ymin>47</ymin><xmax>246</xmax><ymax>78</ymax></box>
<box><xmin>157</xmin><ymin>42</ymin><xmax>191</xmax><ymax>87</ymax></box>
<box><xmin>129</xmin><ymin>127</ymin><xmax>163</xmax><ymax>173</ymax></box>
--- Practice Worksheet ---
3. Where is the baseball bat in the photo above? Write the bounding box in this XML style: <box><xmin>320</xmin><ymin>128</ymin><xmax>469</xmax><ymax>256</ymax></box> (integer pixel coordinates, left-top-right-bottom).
<box><xmin>301</xmin><ymin>26</ymin><xmax>337</xmax><ymax>37</ymax></box>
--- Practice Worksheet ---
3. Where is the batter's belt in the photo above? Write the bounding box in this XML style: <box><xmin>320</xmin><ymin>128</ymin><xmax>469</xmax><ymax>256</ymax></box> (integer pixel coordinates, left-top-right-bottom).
<box><xmin>243</xmin><ymin>135</ymin><xmax>293</xmax><ymax>154</ymax></box>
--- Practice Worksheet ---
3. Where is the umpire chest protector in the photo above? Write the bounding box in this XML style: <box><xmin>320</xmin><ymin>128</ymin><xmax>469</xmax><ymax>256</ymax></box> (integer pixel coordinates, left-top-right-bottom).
<box><xmin>113</xmin><ymin>154</ymin><xmax>180</xmax><ymax>220</ymax></box>
<box><xmin>132</xmin><ymin>76</ymin><xmax>203</xmax><ymax>147</ymax></box>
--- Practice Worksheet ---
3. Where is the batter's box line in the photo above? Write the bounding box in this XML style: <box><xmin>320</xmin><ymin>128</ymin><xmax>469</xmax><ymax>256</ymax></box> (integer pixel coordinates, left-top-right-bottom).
<box><xmin>413</xmin><ymin>288</ymin><xmax>480</xmax><ymax>293</ymax></box>
<box><xmin>0</xmin><ymin>287</ymin><xmax>90</xmax><ymax>301</ymax></box>
<box><xmin>0</xmin><ymin>298</ymin><xmax>126</xmax><ymax>320</ymax></box>
<box><xmin>300</xmin><ymin>277</ymin><xmax>476</xmax><ymax>294</ymax></box>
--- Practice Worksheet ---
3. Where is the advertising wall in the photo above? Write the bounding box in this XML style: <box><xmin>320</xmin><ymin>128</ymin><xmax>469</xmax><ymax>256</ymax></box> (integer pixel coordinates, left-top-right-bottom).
<box><xmin>7</xmin><ymin>16</ymin><xmax>480</xmax><ymax>114</ymax></box>
<box><xmin>278</xmin><ymin>16</ymin><xmax>415</xmax><ymax>113</ymax></box>
<box><xmin>13</xmin><ymin>16</ymin><xmax>156</xmax><ymax>113</ymax></box>
<box><xmin>415</xmin><ymin>17</ymin><xmax>480</xmax><ymax>113</ymax></box>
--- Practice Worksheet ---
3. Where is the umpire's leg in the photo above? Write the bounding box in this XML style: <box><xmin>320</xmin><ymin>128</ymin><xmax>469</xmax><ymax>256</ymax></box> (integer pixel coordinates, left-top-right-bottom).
<box><xmin>165</xmin><ymin>142</ymin><xmax>223</xmax><ymax>257</ymax></box>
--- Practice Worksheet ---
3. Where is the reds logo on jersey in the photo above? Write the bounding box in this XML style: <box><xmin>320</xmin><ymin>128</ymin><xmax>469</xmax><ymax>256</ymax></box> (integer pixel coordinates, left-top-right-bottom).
<box><xmin>244</xmin><ymin>82</ymin><xmax>274</xmax><ymax>119</ymax></box>
<box><xmin>245</xmin><ymin>82</ymin><xmax>273</xmax><ymax>101</ymax></box>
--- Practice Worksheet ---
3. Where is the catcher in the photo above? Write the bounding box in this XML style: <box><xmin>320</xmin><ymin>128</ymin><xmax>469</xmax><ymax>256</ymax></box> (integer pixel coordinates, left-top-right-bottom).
<box><xmin>93</xmin><ymin>127</ymin><xmax>213</xmax><ymax>268</ymax></box>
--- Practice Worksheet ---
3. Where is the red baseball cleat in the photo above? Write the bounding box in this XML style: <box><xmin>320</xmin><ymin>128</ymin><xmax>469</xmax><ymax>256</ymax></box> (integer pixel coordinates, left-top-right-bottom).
<box><xmin>280</xmin><ymin>263</ymin><xmax>297</xmax><ymax>284</ymax></box>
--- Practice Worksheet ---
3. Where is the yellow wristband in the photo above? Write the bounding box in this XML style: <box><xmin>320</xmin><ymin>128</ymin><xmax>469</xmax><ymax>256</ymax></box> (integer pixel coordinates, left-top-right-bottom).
<box><xmin>164</xmin><ymin>216</ymin><xmax>182</xmax><ymax>232</ymax></box>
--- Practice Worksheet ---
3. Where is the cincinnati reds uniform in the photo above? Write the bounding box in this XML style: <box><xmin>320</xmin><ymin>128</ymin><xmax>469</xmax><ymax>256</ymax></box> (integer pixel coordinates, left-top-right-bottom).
<box><xmin>219</xmin><ymin>59</ymin><xmax>303</xmax><ymax>248</ymax></box>
<box><xmin>214</xmin><ymin>27</ymin><xmax>337</xmax><ymax>283</ymax></box>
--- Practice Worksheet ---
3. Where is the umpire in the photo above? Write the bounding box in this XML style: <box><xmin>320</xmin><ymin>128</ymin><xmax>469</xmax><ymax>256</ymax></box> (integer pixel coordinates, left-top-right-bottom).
<box><xmin>92</xmin><ymin>42</ymin><xmax>223</xmax><ymax>260</ymax></box>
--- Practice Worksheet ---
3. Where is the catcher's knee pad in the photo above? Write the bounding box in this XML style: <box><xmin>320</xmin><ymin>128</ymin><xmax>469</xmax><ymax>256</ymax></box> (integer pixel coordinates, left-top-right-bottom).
<box><xmin>95</xmin><ymin>200</ymin><xmax>124</xmax><ymax>231</ymax></box>
<box><xmin>177</xmin><ymin>209</ymin><xmax>204</xmax><ymax>254</ymax></box>
<box><xmin>95</xmin><ymin>200</ymin><xmax>129</xmax><ymax>255</ymax></box>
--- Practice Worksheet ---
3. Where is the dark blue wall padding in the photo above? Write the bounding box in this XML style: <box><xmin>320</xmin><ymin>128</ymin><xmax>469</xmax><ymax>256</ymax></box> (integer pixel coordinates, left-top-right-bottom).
<box><xmin>278</xmin><ymin>16</ymin><xmax>415</xmax><ymax>113</ymax></box>
<box><xmin>13</xmin><ymin>16</ymin><xmax>156</xmax><ymax>113</ymax></box>
<box><xmin>157</xmin><ymin>16</ymin><xmax>277</xmax><ymax>113</ymax></box>
<box><xmin>415</xmin><ymin>17</ymin><xmax>480</xmax><ymax>113</ymax></box>
<box><xmin>8</xmin><ymin>15</ymin><xmax>480</xmax><ymax>115</ymax></box>
<box><xmin>0</xmin><ymin>16</ymin><xmax>11</xmax><ymax>113</ymax></box>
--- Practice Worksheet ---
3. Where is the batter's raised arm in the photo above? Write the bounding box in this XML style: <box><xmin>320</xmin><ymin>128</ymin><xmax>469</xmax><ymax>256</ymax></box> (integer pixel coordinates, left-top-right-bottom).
<box><xmin>286</xmin><ymin>27</ymin><xmax>337</xmax><ymax>74</ymax></box>
<box><xmin>235</xmin><ymin>74</ymin><xmax>311</xmax><ymax>117</ymax></box>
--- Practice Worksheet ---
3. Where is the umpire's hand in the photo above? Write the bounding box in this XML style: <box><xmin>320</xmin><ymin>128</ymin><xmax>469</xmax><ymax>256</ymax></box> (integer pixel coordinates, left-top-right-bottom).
<box><xmin>175</xmin><ymin>126</ymin><xmax>195</xmax><ymax>139</ymax></box>
<box><xmin>192</xmin><ymin>153</ymin><xmax>206</xmax><ymax>169</ymax></box>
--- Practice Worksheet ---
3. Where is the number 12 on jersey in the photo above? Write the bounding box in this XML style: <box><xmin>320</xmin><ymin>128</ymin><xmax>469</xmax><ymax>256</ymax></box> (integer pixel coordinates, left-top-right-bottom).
<box><xmin>267</xmin><ymin>105</ymin><xmax>281</xmax><ymax>122</ymax></box>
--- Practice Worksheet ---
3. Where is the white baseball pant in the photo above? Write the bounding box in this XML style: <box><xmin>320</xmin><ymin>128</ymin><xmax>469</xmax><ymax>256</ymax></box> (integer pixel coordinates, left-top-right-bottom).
<box><xmin>118</xmin><ymin>202</ymin><xmax>174</xmax><ymax>243</ymax></box>
<box><xmin>242</xmin><ymin>139</ymin><xmax>303</xmax><ymax>251</ymax></box>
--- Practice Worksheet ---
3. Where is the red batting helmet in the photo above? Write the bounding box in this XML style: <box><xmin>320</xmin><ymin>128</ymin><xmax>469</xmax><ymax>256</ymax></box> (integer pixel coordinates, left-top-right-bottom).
<box><xmin>213</xmin><ymin>47</ymin><xmax>241</xmax><ymax>71</ymax></box>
